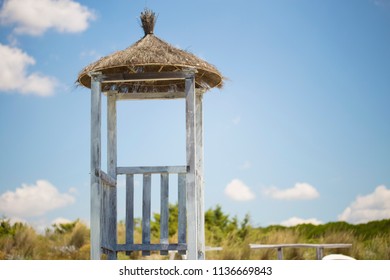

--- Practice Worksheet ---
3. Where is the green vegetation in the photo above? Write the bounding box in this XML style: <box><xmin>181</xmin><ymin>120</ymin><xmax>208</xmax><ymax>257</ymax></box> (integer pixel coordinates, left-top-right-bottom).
<box><xmin>0</xmin><ymin>218</ymin><xmax>89</xmax><ymax>260</ymax></box>
<box><xmin>1</xmin><ymin>206</ymin><xmax>389</xmax><ymax>260</ymax></box>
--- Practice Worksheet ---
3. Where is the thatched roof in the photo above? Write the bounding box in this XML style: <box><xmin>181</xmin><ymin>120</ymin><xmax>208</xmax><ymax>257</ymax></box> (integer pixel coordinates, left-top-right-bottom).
<box><xmin>77</xmin><ymin>9</ymin><xmax>223</xmax><ymax>93</ymax></box>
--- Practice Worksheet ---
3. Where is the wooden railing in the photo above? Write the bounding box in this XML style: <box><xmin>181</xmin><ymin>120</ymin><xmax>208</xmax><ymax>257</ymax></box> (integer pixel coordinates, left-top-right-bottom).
<box><xmin>113</xmin><ymin>165</ymin><xmax>188</xmax><ymax>256</ymax></box>
<box><xmin>250</xmin><ymin>243</ymin><xmax>352</xmax><ymax>260</ymax></box>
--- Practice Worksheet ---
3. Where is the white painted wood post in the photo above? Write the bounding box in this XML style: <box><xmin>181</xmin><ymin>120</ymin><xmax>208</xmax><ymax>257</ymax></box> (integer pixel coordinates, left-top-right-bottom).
<box><xmin>90</xmin><ymin>72</ymin><xmax>102</xmax><ymax>260</ymax></box>
<box><xmin>106</xmin><ymin>92</ymin><xmax>117</xmax><ymax>259</ymax></box>
<box><xmin>185</xmin><ymin>72</ymin><xmax>198</xmax><ymax>260</ymax></box>
<box><xmin>195</xmin><ymin>93</ymin><xmax>205</xmax><ymax>260</ymax></box>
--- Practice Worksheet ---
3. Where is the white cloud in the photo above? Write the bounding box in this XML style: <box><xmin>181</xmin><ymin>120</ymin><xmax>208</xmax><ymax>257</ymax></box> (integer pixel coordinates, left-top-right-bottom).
<box><xmin>0</xmin><ymin>43</ymin><xmax>57</xmax><ymax>96</ymax></box>
<box><xmin>338</xmin><ymin>185</ymin><xmax>390</xmax><ymax>224</ymax></box>
<box><xmin>0</xmin><ymin>180</ymin><xmax>75</xmax><ymax>218</ymax></box>
<box><xmin>0</xmin><ymin>0</ymin><xmax>95</xmax><ymax>36</ymax></box>
<box><xmin>35</xmin><ymin>217</ymin><xmax>81</xmax><ymax>233</ymax></box>
<box><xmin>7</xmin><ymin>216</ymin><xmax>28</xmax><ymax>225</ymax></box>
<box><xmin>51</xmin><ymin>217</ymin><xmax>72</xmax><ymax>226</ymax></box>
<box><xmin>263</xmin><ymin>182</ymin><xmax>320</xmax><ymax>200</ymax></box>
<box><xmin>280</xmin><ymin>216</ymin><xmax>323</xmax><ymax>227</ymax></box>
<box><xmin>224</xmin><ymin>179</ymin><xmax>255</xmax><ymax>201</ymax></box>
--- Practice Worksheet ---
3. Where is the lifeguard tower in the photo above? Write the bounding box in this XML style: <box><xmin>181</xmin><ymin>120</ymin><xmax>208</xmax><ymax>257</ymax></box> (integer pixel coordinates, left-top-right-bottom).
<box><xmin>77</xmin><ymin>9</ymin><xmax>223</xmax><ymax>260</ymax></box>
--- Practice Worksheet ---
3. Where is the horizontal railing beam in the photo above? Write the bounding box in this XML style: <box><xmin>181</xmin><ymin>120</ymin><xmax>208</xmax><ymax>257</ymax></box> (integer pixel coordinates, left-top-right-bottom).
<box><xmin>117</xmin><ymin>165</ymin><xmax>187</xmax><ymax>175</ymax></box>
<box><xmin>205</xmin><ymin>246</ymin><xmax>223</xmax><ymax>251</ymax></box>
<box><xmin>115</xmin><ymin>243</ymin><xmax>187</xmax><ymax>252</ymax></box>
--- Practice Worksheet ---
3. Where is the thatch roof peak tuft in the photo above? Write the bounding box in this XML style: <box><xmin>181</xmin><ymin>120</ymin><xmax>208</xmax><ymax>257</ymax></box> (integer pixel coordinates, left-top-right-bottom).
<box><xmin>140</xmin><ymin>8</ymin><xmax>156</xmax><ymax>36</ymax></box>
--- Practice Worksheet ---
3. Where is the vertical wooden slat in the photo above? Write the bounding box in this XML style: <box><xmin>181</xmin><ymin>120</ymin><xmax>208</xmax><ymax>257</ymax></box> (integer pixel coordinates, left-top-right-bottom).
<box><xmin>160</xmin><ymin>173</ymin><xmax>169</xmax><ymax>255</ymax></box>
<box><xmin>106</xmin><ymin>92</ymin><xmax>117</xmax><ymax>260</ymax></box>
<box><xmin>185</xmin><ymin>73</ymin><xmax>198</xmax><ymax>260</ymax></box>
<box><xmin>178</xmin><ymin>173</ymin><xmax>187</xmax><ymax>255</ymax></box>
<box><xmin>90</xmin><ymin>73</ymin><xmax>102</xmax><ymax>260</ymax></box>
<box><xmin>195</xmin><ymin>93</ymin><xmax>205</xmax><ymax>260</ymax></box>
<box><xmin>125</xmin><ymin>174</ymin><xmax>134</xmax><ymax>255</ymax></box>
<box><xmin>142</xmin><ymin>173</ymin><xmax>152</xmax><ymax>256</ymax></box>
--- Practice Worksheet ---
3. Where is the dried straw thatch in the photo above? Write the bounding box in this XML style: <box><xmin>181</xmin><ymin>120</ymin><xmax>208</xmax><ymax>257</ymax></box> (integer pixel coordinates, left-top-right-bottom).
<box><xmin>77</xmin><ymin>9</ymin><xmax>224</xmax><ymax>93</ymax></box>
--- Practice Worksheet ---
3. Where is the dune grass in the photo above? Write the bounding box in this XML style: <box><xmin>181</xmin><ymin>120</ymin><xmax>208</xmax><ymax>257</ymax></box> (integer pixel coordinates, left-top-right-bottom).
<box><xmin>1</xmin><ymin>206</ymin><xmax>389</xmax><ymax>260</ymax></box>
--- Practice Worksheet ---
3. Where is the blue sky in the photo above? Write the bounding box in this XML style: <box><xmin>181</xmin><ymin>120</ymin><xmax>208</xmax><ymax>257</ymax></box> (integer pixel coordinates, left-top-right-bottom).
<box><xmin>0</xmin><ymin>0</ymin><xmax>389</xmax><ymax>232</ymax></box>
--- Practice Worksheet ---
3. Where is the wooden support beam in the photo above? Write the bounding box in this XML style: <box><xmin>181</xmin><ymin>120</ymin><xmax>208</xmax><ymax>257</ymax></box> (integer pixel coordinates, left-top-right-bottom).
<box><xmin>90</xmin><ymin>72</ymin><xmax>102</xmax><ymax>260</ymax></box>
<box><xmin>185</xmin><ymin>73</ymin><xmax>198</xmax><ymax>260</ymax></box>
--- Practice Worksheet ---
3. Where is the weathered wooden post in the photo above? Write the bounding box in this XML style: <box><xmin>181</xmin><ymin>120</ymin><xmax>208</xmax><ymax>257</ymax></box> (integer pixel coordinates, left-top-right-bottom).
<box><xmin>105</xmin><ymin>91</ymin><xmax>117</xmax><ymax>260</ymax></box>
<box><xmin>77</xmin><ymin>9</ymin><xmax>223</xmax><ymax>260</ymax></box>
<box><xmin>89</xmin><ymin>72</ymin><xmax>102</xmax><ymax>260</ymax></box>
<box><xmin>196</xmin><ymin>93</ymin><xmax>205</xmax><ymax>260</ymax></box>
<box><xmin>185</xmin><ymin>73</ymin><xmax>197</xmax><ymax>260</ymax></box>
